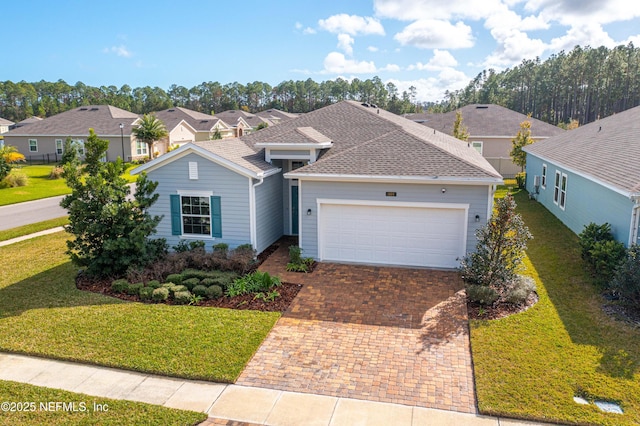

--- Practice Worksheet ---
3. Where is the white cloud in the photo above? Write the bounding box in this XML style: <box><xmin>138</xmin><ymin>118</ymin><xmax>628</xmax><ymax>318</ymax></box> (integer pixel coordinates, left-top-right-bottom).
<box><xmin>408</xmin><ymin>50</ymin><xmax>458</xmax><ymax>71</ymax></box>
<box><xmin>103</xmin><ymin>45</ymin><xmax>132</xmax><ymax>58</ymax></box>
<box><xmin>381</xmin><ymin>63</ymin><xmax>401</xmax><ymax>72</ymax></box>
<box><xmin>525</xmin><ymin>0</ymin><xmax>640</xmax><ymax>26</ymax></box>
<box><xmin>367</xmin><ymin>46</ymin><xmax>379</xmax><ymax>52</ymax></box>
<box><xmin>323</xmin><ymin>52</ymin><xmax>377</xmax><ymax>74</ymax></box>
<box><xmin>483</xmin><ymin>27</ymin><xmax>547</xmax><ymax>68</ymax></box>
<box><xmin>295</xmin><ymin>21</ymin><xmax>316</xmax><ymax>34</ymax></box>
<box><xmin>387</xmin><ymin>69</ymin><xmax>471</xmax><ymax>103</ymax></box>
<box><xmin>319</xmin><ymin>14</ymin><xmax>385</xmax><ymax>36</ymax></box>
<box><xmin>374</xmin><ymin>0</ymin><xmax>505</xmax><ymax>21</ymax></box>
<box><xmin>548</xmin><ymin>23</ymin><xmax>616</xmax><ymax>52</ymax></box>
<box><xmin>337</xmin><ymin>34</ymin><xmax>355</xmax><ymax>55</ymax></box>
<box><xmin>394</xmin><ymin>20</ymin><xmax>474</xmax><ymax>49</ymax></box>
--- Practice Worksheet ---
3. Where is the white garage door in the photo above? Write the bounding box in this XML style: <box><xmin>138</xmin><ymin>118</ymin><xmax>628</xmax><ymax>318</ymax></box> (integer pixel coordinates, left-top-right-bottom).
<box><xmin>319</xmin><ymin>202</ymin><xmax>467</xmax><ymax>268</ymax></box>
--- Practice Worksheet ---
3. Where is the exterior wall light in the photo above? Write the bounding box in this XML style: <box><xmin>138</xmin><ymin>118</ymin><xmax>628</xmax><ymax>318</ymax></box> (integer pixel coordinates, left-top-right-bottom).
<box><xmin>307</xmin><ymin>209</ymin><xmax>312</xmax><ymax>216</ymax></box>
<box><xmin>475</xmin><ymin>214</ymin><xmax>481</xmax><ymax>222</ymax></box>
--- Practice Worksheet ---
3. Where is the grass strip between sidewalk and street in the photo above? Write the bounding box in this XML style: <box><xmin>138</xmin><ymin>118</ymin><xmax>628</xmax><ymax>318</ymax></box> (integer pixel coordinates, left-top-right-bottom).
<box><xmin>0</xmin><ymin>380</ymin><xmax>207</xmax><ymax>426</ymax></box>
<box><xmin>0</xmin><ymin>231</ymin><xmax>280</xmax><ymax>383</ymax></box>
<box><xmin>470</xmin><ymin>189</ymin><xmax>640</xmax><ymax>426</ymax></box>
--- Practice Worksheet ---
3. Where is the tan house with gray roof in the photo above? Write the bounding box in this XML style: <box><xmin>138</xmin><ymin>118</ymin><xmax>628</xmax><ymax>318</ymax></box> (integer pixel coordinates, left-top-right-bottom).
<box><xmin>133</xmin><ymin>101</ymin><xmax>502</xmax><ymax>269</ymax></box>
<box><xmin>407</xmin><ymin>104</ymin><xmax>565</xmax><ymax>178</ymax></box>
<box><xmin>3</xmin><ymin>106</ymin><xmax>143</xmax><ymax>161</ymax></box>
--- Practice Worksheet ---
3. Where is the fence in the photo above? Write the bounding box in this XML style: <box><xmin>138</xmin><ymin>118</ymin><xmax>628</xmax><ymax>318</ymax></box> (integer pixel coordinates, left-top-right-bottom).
<box><xmin>25</xmin><ymin>153</ymin><xmax>61</xmax><ymax>165</ymax></box>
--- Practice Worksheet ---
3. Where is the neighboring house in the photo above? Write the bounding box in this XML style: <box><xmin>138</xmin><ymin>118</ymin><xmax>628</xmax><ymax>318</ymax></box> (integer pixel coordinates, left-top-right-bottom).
<box><xmin>214</xmin><ymin>110</ymin><xmax>272</xmax><ymax>137</ymax></box>
<box><xmin>524</xmin><ymin>105</ymin><xmax>640</xmax><ymax>247</ymax></box>
<box><xmin>0</xmin><ymin>118</ymin><xmax>14</xmax><ymax>134</ymax></box>
<box><xmin>254</xmin><ymin>108</ymin><xmax>299</xmax><ymax>125</ymax></box>
<box><xmin>407</xmin><ymin>104</ymin><xmax>565</xmax><ymax>178</ymax></box>
<box><xmin>3</xmin><ymin>106</ymin><xmax>142</xmax><ymax>161</ymax></box>
<box><xmin>153</xmin><ymin>107</ymin><xmax>235</xmax><ymax>153</ymax></box>
<box><xmin>133</xmin><ymin>101</ymin><xmax>502</xmax><ymax>269</ymax></box>
<box><xmin>9</xmin><ymin>116</ymin><xmax>43</xmax><ymax>130</ymax></box>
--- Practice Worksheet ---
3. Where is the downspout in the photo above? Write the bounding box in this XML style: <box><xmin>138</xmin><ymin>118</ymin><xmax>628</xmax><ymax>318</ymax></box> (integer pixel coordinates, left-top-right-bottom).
<box><xmin>629</xmin><ymin>194</ymin><xmax>640</xmax><ymax>247</ymax></box>
<box><xmin>249</xmin><ymin>175</ymin><xmax>265</xmax><ymax>251</ymax></box>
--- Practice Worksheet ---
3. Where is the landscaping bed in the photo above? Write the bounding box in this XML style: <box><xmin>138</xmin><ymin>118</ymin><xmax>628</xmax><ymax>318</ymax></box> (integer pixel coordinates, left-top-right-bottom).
<box><xmin>467</xmin><ymin>290</ymin><xmax>539</xmax><ymax>320</ymax></box>
<box><xmin>77</xmin><ymin>275</ymin><xmax>302</xmax><ymax>312</ymax></box>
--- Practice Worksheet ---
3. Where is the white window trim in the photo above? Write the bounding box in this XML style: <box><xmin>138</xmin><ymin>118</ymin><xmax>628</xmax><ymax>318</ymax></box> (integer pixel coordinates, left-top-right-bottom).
<box><xmin>135</xmin><ymin>140</ymin><xmax>148</xmax><ymax>156</ymax></box>
<box><xmin>75</xmin><ymin>139</ymin><xmax>85</xmax><ymax>156</ymax></box>
<box><xmin>560</xmin><ymin>173</ymin><xmax>568</xmax><ymax>210</ymax></box>
<box><xmin>29</xmin><ymin>139</ymin><xmax>38</xmax><ymax>152</ymax></box>
<box><xmin>541</xmin><ymin>164</ymin><xmax>547</xmax><ymax>189</ymax></box>
<box><xmin>180</xmin><ymin>194</ymin><xmax>213</xmax><ymax>238</ymax></box>
<box><xmin>471</xmin><ymin>141</ymin><xmax>483</xmax><ymax>155</ymax></box>
<box><xmin>55</xmin><ymin>139</ymin><xmax>63</xmax><ymax>155</ymax></box>
<box><xmin>553</xmin><ymin>170</ymin><xmax>561</xmax><ymax>205</ymax></box>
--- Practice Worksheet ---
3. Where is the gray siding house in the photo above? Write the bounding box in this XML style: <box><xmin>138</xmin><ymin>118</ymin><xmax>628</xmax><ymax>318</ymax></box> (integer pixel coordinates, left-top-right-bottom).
<box><xmin>134</xmin><ymin>101</ymin><xmax>502</xmax><ymax>269</ymax></box>
<box><xmin>524</xmin><ymin>105</ymin><xmax>640</xmax><ymax>246</ymax></box>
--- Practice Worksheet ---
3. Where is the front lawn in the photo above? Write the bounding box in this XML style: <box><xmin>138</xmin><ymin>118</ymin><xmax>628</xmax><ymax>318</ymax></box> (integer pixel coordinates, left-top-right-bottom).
<box><xmin>470</xmin><ymin>190</ymin><xmax>640</xmax><ymax>425</ymax></box>
<box><xmin>0</xmin><ymin>217</ymin><xmax>69</xmax><ymax>242</ymax></box>
<box><xmin>0</xmin><ymin>164</ymin><xmax>138</xmax><ymax>206</ymax></box>
<box><xmin>0</xmin><ymin>231</ymin><xmax>280</xmax><ymax>382</ymax></box>
<box><xmin>0</xmin><ymin>380</ymin><xmax>206</xmax><ymax>426</ymax></box>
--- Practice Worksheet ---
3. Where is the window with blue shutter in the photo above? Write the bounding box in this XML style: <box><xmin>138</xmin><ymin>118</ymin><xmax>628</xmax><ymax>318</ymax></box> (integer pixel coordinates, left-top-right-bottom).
<box><xmin>211</xmin><ymin>196</ymin><xmax>222</xmax><ymax>238</ymax></box>
<box><xmin>170</xmin><ymin>194</ymin><xmax>181</xmax><ymax>235</ymax></box>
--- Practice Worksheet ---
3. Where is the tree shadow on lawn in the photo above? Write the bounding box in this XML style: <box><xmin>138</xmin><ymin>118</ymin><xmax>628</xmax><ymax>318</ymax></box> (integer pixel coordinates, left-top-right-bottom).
<box><xmin>0</xmin><ymin>262</ymin><xmax>122</xmax><ymax>319</ymax></box>
<box><xmin>515</xmin><ymin>191</ymin><xmax>640</xmax><ymax>380</ymax></box>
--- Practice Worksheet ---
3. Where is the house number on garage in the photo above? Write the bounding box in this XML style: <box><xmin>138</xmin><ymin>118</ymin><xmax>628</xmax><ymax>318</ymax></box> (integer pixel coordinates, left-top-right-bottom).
<box><xmin>385</xmin><ymin>192</ymin><xmax>397</xmax><ymax>197</ymax></box>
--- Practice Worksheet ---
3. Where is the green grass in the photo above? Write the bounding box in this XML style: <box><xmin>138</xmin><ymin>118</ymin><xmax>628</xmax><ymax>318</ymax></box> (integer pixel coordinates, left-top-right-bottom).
<box><xmin>470</xmin><ymin>190</ymin><xmax>640</xmax><ymax>425</ymax></box>
<box><xmin>0</xmin><ymin>164</ymin><xmax>139</xmax><ymax>206</ymax></box>
<box><xmin>0</xmin><ymin>380</ymin><xmax>207</xmax><ymax>425</ymax></box>
<box><xmin>0</xmin><ymin>217</ymin><xmax>69</xmax><ymax>242</ymax></box>
<box><xmin>0</xmin><ymin>232</ymin><xmax>280</xmax><ymax>383</ymax></box>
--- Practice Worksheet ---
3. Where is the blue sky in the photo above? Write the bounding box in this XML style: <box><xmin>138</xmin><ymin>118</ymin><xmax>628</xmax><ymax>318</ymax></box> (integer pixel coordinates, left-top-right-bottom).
<box><xmin>6</xmin><ymin>0</ymin><xmax>640</xmax><ymax>102</ymax></box>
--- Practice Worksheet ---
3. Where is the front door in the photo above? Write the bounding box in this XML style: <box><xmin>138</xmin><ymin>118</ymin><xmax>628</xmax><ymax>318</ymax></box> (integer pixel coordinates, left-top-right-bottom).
<box><xmin>291</xmin><ymin>185</ymin><xmax>299</xmax><ymax>235</ymax></box>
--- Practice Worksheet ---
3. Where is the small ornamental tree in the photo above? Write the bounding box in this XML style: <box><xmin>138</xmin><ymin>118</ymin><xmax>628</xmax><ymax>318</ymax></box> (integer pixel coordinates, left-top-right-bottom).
<box><xmin>459</xmin><ymin>194</ymin><xmax>532</xmax><ymax>294</ymax></box>
<box><xmin>61</xmin><ymin>128</ymin><xmax>166</xmax><ymax>277</ymax></box>
<box><xmin>132</xmin><ymin>114</ymin><xmax>168</xmax><ymax>159</ymax></box>
<box><xmin>452</xmin><ymin>110</ymin><xmax>469</xmax><ymax>141</ymax></box>
<box><xmin>510</xmin><ymin>119</ymin><xmax>533</xmax><ymax>171</ymax></box>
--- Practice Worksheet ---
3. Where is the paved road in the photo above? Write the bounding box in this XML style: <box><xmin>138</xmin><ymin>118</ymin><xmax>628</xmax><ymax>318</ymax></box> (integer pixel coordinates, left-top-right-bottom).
<box><xmin>0</xmin><ymin>195</ymin><xmax>67</xmax><ymax>230</ymax></box>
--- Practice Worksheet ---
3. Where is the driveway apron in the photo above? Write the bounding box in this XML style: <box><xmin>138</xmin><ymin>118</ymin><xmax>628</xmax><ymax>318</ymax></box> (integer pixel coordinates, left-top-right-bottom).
<box><xmin>237</xmin><ymin>243</ymin><xmax>477</xmax><ymax>414</ymax></box>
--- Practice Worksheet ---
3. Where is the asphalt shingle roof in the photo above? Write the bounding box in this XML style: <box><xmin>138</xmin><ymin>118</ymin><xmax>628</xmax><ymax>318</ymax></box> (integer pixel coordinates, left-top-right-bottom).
<box><xmin>524</xmin><ymin>105</ymin><xmax>640</xmax><ymax>195</ymax></box>
<box><xmin>4</xmin><ymin>106</ymin><xmax>139</xmax><ymax>136</ymax></box>
<box><xmin>241</xmin><ymin>101</ymin><xmax>501</xmax><ymax>180</ymax></box>
<box><xmin>0</xmin><ymin>117</ymin><xmax>14</xmax><ymax>126</ymax></box>
<box><xmin>154</xmin><ymin>107</ymin><xmax>226</xmax><ymax>132</ymax></box>
<box><xmin>407</xmin><ymin>104</ymin><xmax>565</xmax><ymax>138</ymax></box>
<box><xmin>194</xmin><ymin>138</ymin><xmax>276</xmax><ymax>175</ymax></box>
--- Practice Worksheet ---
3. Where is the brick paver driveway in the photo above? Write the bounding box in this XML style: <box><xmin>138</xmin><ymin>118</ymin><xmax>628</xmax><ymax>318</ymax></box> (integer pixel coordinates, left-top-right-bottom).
<box><xmin>237</xmin><ymin>241</ymin><xmax>476</xmax><ymax>414</ymax></box>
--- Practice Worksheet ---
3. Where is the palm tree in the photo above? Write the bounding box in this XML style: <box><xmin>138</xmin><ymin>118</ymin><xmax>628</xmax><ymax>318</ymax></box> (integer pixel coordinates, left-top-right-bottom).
<box><xmin>132</xmin><ymin>114</ymin><xmax>168</xmax><ymax>159</ymax></box>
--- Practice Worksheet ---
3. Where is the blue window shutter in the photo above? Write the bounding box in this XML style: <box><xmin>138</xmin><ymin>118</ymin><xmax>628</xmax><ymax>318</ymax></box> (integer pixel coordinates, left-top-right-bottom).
<box><xmin>211</xmin><ymin>196</ymin><xmax>222</xmax><ymax>238</ymax></box>
<box><xmin>170</xmin><ymin>194</ymin><xmax>182</xmax><ymax>235</ymax></box>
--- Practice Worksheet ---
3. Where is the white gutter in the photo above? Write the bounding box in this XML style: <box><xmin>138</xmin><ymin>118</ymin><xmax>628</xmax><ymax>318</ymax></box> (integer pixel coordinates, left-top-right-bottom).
<box><xmin>283</xmin><ymin>173</ymin><xmax>503</xmax><ymax>186</ymax></box>
<box><xmin>249</xmin><ymin>176</ymin><xmax>265</xmax><ymax>250</ymax></box>
<box><xmin>629</xmin><ymin>194</ymin><xmax>640</xmax><ymax>246</ymax></box>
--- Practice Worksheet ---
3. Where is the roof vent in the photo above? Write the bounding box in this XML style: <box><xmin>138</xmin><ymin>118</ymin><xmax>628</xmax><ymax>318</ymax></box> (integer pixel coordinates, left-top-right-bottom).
<box><xmin>361</xmin><ymin>103</ymin><xmax>370</xmax><ymax>107</ymax></box>
<box><xmin>200</xmin><ymin>120</ymin><xmax>209</xmax><ymax>123</ymax></box>
<box><xmin>371</xmin><ymin>104</ymin><xmax>378</xmax><ymax>108</ymax></box>
<box><xmin>476</xmin><ymin>105</ymin><xmax>489</xmax><ymax>109</ymax></box>
<box><xmin>168</xmin><ymin>109</ymin><xmax>175</xmax><ymax>112</ymax></box>
<box><xmin>79</xmin><ymin>108</ymin><xmax>88</xmax><ymax>111</ymax></box>
<box><xmin>90</xmin><ymin>107</ymin><xmax>99</xmax><ymax>111</ymax></box>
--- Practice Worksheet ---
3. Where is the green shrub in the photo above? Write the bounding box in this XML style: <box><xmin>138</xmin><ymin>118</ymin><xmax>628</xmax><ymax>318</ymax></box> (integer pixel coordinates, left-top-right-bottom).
<box><xmin>181</xmin><ymin>269</ymin><xmax>211</xmax><ymax>281</ymax></box>
<box><xmin>110</xmin><ymin>279</ymin><xmax>129</xmax><ymax>293</ymax></box>
<box><xmin>126</xmin><ymin>282</ymin><xmax>144</xmax><ymax>295</ymax></box>
<box><xmin>152</xmin><ymin>287</ymin><xmax>169</xmax><ymax>302</ymax></box>
<box><xmin>192</xmin><ymin>285</ymin><xmax>208</xmax><ymax>297</ymax></box>
<box><xmin>174</xmin><ymin>290</ymin><xmax>193</xmax><ymax>305</ymax></box>
<box><xmin>170</xmin><ymin>285</ymin><xmax>188</xmax><ymax>297</ymax></box>
<box><xmin>289</xmin><ymin>245</ymin><xmax>303</xmax><ymax>264</ymax></box>
<box><xmin>611</xmin><ymin>244</ymin><xmax>640</xmax><ymax>306</ymax></box>
<box><xmin>173</xmin><ymin>240</ymin><xmax>205</xmax><ymax>253</ymax></box>
<box><xmin>200</xmin><ymin>278</ymin><xmax>217</xmax><ymax>287</ymax></box>
<box><xmin>226</xmin><ymin>271</ymin><xmax>281</xmax><ymax>297</ymax></box>
<box><xmin>182</xmin><ymin>277</ymin><xmax>201</xmax><ymax>291</ymax></box>
<box><xmin>206</xmin><ymin>285</ymin><xmax>223</xmax><ymax>300</ymax></box>
<box><xmin>165</xmin><ymin>274</ymin><xmax>183</xmax><ymax>285</ymax></box>
<box><xmin>504</xmin><ymin>275</ymin><xmax>536</xmax><ymax>305</ymax></box>
<box><xmin>589</xmin><ymin>240</ymin><xmax>626</xmax><ymax>286</ymax></box>
<box><xmin>213</xmin><ymin>243</ymin><xmax>229</xmax><ymax>258</ymax></box>
<box><xmin>579</xmin><ymin>222</ymin><xmax>614</xmax><ymax>263</ymax></box>
<box><xmin>146</xmin><ymin>280</ymin><xmax>162</xmax><ymax>289</ymax></box>
<box><xmin>466</xmin><ymin>285</ymin><xmax>499</xmax><ymax>306</ymax></box>
<box><xmin>235</xmin><ymin>243</ymin><xmax>254</xmax><ymax>252</ymax></box>
<box><xmin>139</xmin><ymin>286</ymin><xmax>154</xmax><ymax>301</ymax></box>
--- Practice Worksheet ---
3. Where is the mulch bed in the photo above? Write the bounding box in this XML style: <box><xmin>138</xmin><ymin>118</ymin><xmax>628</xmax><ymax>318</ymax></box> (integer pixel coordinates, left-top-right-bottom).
<box><xmin>467</xmin><ymin>291</ymin><xmax>539</xmax><ymax>320</ymax></box>
<box><xmin>75</xmin><ymin>241</ymin><xmax>304</xmax><ymax>313</ymax></box>
<box><xmin>76</xmin><ymin>275</ymin><xmax>302</xmax><ymax>313</ymax></box>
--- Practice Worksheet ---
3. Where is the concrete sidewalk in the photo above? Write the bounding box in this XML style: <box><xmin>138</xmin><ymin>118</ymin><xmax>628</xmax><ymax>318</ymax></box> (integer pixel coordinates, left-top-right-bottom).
<box><xmin>0</xmin><ymin>352</ymin><xmax>554</xmax><ymax>425</ymax></box>
<box><xmin>0</xmin><ymin>227</ymin><xmax>65</xmax><ymax>247</ymax></box>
